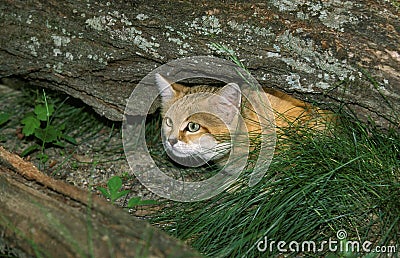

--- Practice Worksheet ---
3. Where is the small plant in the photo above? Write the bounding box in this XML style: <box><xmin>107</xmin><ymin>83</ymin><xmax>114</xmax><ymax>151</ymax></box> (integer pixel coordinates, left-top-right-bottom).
<box><xmin>97</xmin><ymin>176</ymin><xmax>130</xmax><ymax>203</ymax></box>
<box><xmin>98</xmin><ymin>175</ymin><xmax>157</xmax><ymax>207</ymax></box>
<box><xmin>20</xmin><ymin>90</ymin><xmax>76</xmax><ymax>164</ymax></box>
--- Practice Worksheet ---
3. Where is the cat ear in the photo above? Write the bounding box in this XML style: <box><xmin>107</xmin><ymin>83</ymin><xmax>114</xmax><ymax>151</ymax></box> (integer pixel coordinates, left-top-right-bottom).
<box><xmin>155</xmin><ymin>73</ymin><xmax>175</xmax><ymax>103</ymax></box>
<box><xmin>155</xmin><ymin>73</ymin><xmax>185</xmax><ymax>103</ymax></box>
<box><xmin>218</xmin><ymin>83</ymin><xmax>241</xmax><ymax>109</ymax></box>
<box><xmin>209</xmin><ymin>83</ymin><xmax>241</xmax><ymax>124</ymax></box>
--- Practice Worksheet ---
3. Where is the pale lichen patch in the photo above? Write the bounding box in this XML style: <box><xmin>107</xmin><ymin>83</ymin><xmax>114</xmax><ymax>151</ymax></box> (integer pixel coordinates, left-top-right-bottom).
<box><xmin>51</xmin><ymin>35</ymin><xmax>71</xmax><ymax>47</ymax></box>
<box><xmin>85</xmin><ymin>16</ymin><xmax>105</xmax><ymax>31</ymax></box>
<box><xmin>265</xmin><ymin>51</ymin><xmax>281</xmax><ymax>58</ymax></box>
<box><xmin>53</xmin><ymin>62</ymin><xmax>63</xmax><ymax>73</ymax></box>
<box><xmin>53</xmin><ymin>48</ymin><xmax>62</xmax><ymax>57</ymax></box>
<box><xmin>317</xmin><ymin>1</ymin><xmax>359</xmax><ymax>31</ymax></box>
<box><xmin>27</xmin><ymin>36</ymin><xmax>40</xmax><ymax>57</ymax></box>
<box><xmin>85</xmin><ymin>12</ymin><xmax>162</xmax><ymax>59</ymax></box>
<box><xmin>187</xmin><ymin>15</ymin><xmax>222</xmax><ymax>35</ymax></box>
<box><xmin>136</xmin><ymin>14</ymin><xmax>148</xmax><ymax>21</ymax></box>
<box><xmin>167</xmin><ymin>37</ymin><xmax>191</xmax><ymax>55</ymax></box>
<box><xmin>286</xmin><ymin>73</ymin><xmax>303</xmax><ymax>90</ymax></box>
<box><xmin>227</xmin><ymin>20</ymin><xmax>274</xmax><ymax>38</ymax></box>
<box><xmin>272</xmin><ymin>0</ymin><xmax>360</xmax><ymax>31</ymax></box>
<box><xmin>315</xmin><ymin>81</ymin><xmax>331</xmax><ymax>89</ymax></box>
<box><xmin>26</xmin><ymin>14</ymin><xmax>33</xmax><ymax>24</ymax></box>
<box><xmin>281</xmin><ymin>58</ymin><xmax>315</xmax><ymax>74</ymax></box>
<box><xmin>65</xmin><ymin>52</ymin><xmax>74</xmax><ymax>61</ymax></box>
<box><xmin>163</xmin><ymin>25</ymin><xmax>193</xmax><ymax>56</ymax></box>
<box><xmin>272</xmin><ymin>0</ymin><xmax>302</xmax><ymax>12</ymax></box>
<box><xmin>276</xmin><ymin>30</ymin><xmax>357</xmax><ymax>90</ymax></box>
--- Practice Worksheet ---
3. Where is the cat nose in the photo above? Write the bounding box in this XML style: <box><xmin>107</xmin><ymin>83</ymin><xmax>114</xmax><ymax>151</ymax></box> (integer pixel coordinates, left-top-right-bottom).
<box><xmin>168</xmin><ymin>137</ymin><xmax>178</xmax><ymax>146</ymax></box>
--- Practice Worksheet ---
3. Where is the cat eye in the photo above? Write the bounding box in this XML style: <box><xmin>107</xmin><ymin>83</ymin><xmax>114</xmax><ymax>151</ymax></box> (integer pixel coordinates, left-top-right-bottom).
<box><xmin>165</xmin><ymin>117</ymin><xmax>173</xmax><ymax>127</ymax></box>
<box><xmin>187</xmin><ymin>122</ymin><xmax>200</xmax><ymax>132</ymax></box>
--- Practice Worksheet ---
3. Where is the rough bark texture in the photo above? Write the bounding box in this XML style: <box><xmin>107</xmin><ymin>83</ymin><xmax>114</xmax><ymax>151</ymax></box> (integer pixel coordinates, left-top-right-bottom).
<box><xmin>0</xmin><ymin>147</ymin><xmax>201</xmax><ymax>258</ymax></box>
<box><xmin>0</xmin><ymin>0</ymin><xmax>399</xmax><ymax>127</ymax></box>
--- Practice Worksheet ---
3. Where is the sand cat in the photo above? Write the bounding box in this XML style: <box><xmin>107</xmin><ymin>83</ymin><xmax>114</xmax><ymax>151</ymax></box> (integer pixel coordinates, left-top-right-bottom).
<box><xmin>156</xmin><ymin>73</ymin><xmax>329</xmax><ymax>167</ymax></box>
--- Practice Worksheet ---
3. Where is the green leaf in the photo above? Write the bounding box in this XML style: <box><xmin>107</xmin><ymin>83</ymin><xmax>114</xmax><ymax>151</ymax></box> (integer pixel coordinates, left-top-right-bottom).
<box><xmin>21</xmin><ymin>116</ymin><xmax>40</xmax><ymax>136</ymax></box>
<box><xmin>62</xmin><ymin>134</ymin><xmax>77</xmax><ymax>145</ymax></box>
<box><xmin>98</xmin><ymin>187</ymin><xmax>111</xmax><ymax>199</ymax></box>
<box><xmin>21</xmin><ymin>144</ymin><xmax>40</xmax><ymax>157</ymax></box>
<box><xmin>0</xmin><ymin>113</ymin><xmax>10</xmax><ymax>126</ymax></box>
<box><xmin>57</xmin><ymin>123</ymin><xmax>66</xmax><ymax>131</ymax></box>
<box><xmin>99</xmin><ymin>177</ymin><xmax>131</xmax><ymax>202</ymax></box>
<box><xmin>34</xmin><ymin>104</ymin><xmax>48</xmax><ymax>121</ymax></box>
<box><xmin>34</xmin><ymin>103</ymin><xmax>54</xmax><ymax>121</ymax></box>
<box><xmin>47</xmin><ymin>103</ymin><xmax>55</xmax><ymax>117</ymax></box>
<box><xmin>111</xmin><ymin>190</ymin><xmax>130</xmax><ymax>202</ymax></box>
<box><xmin>127</xmin><ymin>197</ymin><xmax>158</xmax><ymax>208</ymax></box>
<box><xmin>53</xmin><ymin>140</ymin><xmax>66</xmax><ymax>148</ymax></box>
<box><xmin>34</xmin><ymin>125</ymin><xmax>60</xmax><ymax>143</ymax></box>
<box><xmin>127</xmin><ymin>197</ymin><xmax>141</xmax><ymax>208</ymax></box>
<box><xmin>107</xmin><ymin>176</ymin><xmax>123</xmax><ymax>195</ymax></box>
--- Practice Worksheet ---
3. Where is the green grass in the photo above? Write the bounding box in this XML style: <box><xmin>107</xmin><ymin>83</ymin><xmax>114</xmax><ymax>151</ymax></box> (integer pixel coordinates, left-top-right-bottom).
<box><xmin>149</xmin><ymin>110</ymin><xmax>399</xmax><ymax>257</ymax></box>
<box><xmin>145</xmin><ymin>43</ymin><xmax>400</xmax><ymax>257</ymax></box>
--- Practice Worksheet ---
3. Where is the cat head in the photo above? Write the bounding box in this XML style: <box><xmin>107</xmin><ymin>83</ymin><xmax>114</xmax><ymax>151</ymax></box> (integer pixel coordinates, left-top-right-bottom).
<box><xmin>155</xmin><ymin>73</ymin><xmax>241</xmax><ymax>167</ymax></box>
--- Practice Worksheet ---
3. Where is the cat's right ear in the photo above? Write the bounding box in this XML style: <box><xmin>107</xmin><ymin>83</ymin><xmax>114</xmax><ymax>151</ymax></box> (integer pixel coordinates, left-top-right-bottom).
<box><xmin>155</xmin><ymin>73</ymin><xmax>184</xmax><ymax>103</ymax></box>
<box><xmin>155</xmin><ymin>73</ymin><xmax>174</xmax><ymax>103</ymax></box>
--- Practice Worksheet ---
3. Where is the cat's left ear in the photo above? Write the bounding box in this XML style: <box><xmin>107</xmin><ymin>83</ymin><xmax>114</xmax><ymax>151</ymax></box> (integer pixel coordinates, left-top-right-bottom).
<box><xmin>155</xmin><ymin>73</ymin><xmax>185</xmax><ymax>103</ymax></box>
<box><xmin>209</xmin><ymin>83</ymin><xmax>241</xmax><ymax>124</ymax></box>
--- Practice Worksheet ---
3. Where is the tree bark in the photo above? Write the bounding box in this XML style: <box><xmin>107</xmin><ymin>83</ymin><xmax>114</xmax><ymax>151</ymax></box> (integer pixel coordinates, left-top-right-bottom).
<box><xmin>0</xmin><ymin>147</ymin><xmax>201</xmax><ymax>258</ymax></box>
<box><xmin>0</xmin><ymin>0</ymin><xmax>399</xmax><ymax>128</ymax></box>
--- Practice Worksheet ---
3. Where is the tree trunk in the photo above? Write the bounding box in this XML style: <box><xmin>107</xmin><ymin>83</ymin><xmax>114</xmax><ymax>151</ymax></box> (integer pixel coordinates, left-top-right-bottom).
<box><xmin>1</xmin><ymin>1</ymin><xmax>399</xmax><ymax>128</ymax></box>
<box><xmin>0</xmin><ymin>147</ymin><xmax>201</xmax><ymax>258</ymax></box>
